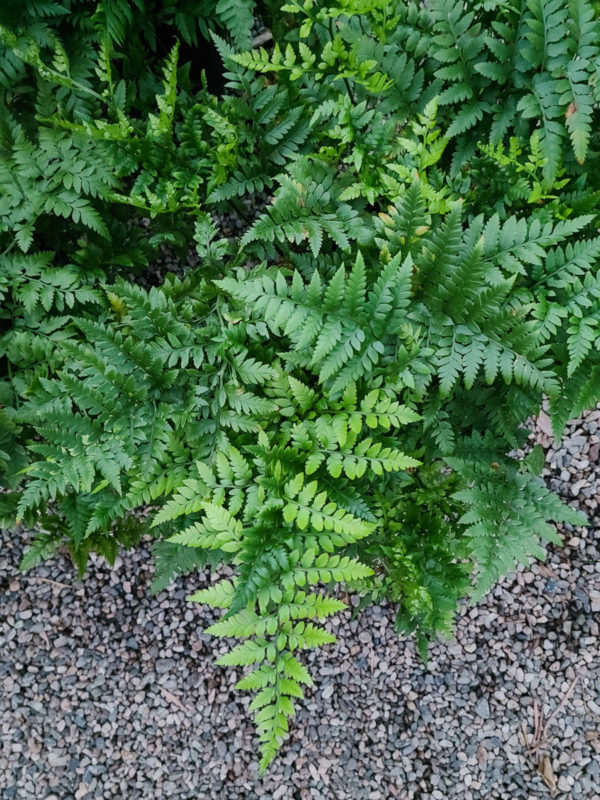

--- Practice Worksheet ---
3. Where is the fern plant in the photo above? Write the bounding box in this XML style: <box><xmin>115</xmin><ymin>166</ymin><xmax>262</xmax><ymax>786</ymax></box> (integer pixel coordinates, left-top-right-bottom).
<box><xmin>2</xmin><ymin>0</ymin><xmax>600</xmax><ymax>773</ymax></box>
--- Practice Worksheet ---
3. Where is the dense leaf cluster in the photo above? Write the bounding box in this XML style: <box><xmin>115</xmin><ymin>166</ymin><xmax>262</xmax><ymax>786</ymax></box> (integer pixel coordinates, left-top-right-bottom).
<box><xmin>1</xmin><ymin>0</ymin><xmax>599</xmax><ymax>770</ymax></box>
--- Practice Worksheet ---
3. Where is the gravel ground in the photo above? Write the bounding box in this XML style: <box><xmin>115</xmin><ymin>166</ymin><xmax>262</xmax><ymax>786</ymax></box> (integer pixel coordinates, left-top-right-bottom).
<box><xmin>1</xmin><ymin>411</ymin><xmax>599</xmax><ymax>800</ymax></box>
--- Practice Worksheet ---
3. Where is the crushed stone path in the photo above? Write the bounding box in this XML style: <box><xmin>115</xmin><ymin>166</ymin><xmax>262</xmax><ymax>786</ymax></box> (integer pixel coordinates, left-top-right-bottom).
<box><xmin>1</xmin><ymin>412</ymin><xmax>599</xmax><ymax>800</ymax></box>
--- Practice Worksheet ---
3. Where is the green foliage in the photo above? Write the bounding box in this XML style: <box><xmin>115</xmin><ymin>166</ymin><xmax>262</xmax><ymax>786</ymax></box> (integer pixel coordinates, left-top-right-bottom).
<box><xmin>2</xmin><ymin>0</ymin><xmax>600</xmax><ymax>774</ymax></box>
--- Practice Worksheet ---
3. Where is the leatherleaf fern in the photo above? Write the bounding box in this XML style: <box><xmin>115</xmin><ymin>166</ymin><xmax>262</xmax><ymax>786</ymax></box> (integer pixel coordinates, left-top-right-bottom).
<box><xmin>2</xmin><ymin>0</ymin><xmax>600</xmax><ymax>775</ymax></box>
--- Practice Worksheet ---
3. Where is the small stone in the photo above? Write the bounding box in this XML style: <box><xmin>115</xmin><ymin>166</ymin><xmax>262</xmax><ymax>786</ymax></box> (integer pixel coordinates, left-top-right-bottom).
<box><xmin>537</xmin><ymin>410</ymin><xmax>553</xmax><ymax>436</ymax></box>
<box><xmin>47</xmin><ymin>753</ymin><xmax>69</xmax><ymax>768</ymax></box>
<box><xmin>570</xmin><ymin>479</ymin><xmax>587</xmax><ymax>496</ymax></box>
<box><xmin>474</xmin><ymin>698</ymin><xmax>490</xmax><ymax>719</ymax></box>
<box><xmin>557</xmin><ymin>775</ymin><xmax>571</xmax><ymax>792</ymax></box>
